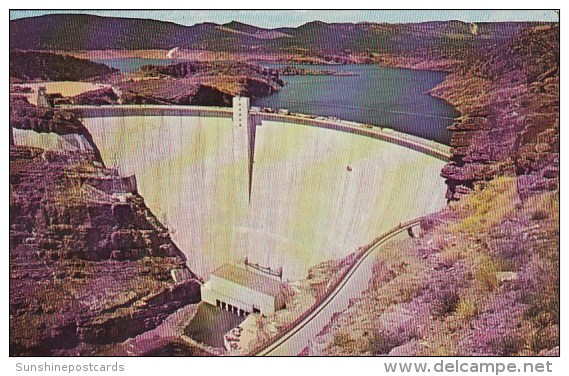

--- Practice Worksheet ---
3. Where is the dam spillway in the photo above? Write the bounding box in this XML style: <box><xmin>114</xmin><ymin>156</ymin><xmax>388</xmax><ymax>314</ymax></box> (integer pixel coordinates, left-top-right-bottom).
<box><xmin>75</xmin><ymin>107</ymin><xmax>447</xmax><ymax>281</ymax></box>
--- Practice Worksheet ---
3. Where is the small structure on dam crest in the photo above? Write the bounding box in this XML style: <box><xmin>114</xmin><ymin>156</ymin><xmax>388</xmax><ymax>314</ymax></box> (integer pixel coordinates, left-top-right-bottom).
<box><xmin>201</xmin><ymin>263</ymin><xmax>285</xmax><ymax>316</ymax></box>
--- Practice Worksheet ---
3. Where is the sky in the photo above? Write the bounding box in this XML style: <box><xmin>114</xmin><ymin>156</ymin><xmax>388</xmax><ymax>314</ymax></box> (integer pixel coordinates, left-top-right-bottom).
<box><xmin>9</xmin><ymin>10</ymin><xmax>559</xmax><ymax>29</ymax></box>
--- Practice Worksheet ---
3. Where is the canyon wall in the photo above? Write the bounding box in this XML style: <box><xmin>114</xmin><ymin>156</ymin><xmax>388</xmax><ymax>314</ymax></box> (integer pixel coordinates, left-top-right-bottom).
<box><xmin>9</xmin><ymin>104</ymin><xmax>202</xmax><ymax>355</ymax></box>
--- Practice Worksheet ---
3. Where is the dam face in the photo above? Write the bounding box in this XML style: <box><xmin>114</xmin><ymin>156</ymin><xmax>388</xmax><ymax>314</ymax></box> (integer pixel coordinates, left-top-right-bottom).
<box><xmin>79</xmin><ymin>114</ymin><xmax>447</xmax><ymax>280</ymax></box>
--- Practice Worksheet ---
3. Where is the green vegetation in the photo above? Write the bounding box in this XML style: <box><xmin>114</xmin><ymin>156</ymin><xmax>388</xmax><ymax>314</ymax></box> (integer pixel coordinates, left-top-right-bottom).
<box><xmin>450</xmin><ymin>176</ymin><xmax>518</xmax><ymax>234</ymax></box>
<box><xmin>438</xmin><ymin>243</ymin><xmax>466</xmax><ymax>267</ymax></box>
<box><xmin>472</xmin><ymin>255</ymin><xmax>502</xmax><ymax>291</ymax></box>
<box><xmin>455</xmin><ymin>297</ymin><xmax>480</xmax><ymax>321</ymax></box>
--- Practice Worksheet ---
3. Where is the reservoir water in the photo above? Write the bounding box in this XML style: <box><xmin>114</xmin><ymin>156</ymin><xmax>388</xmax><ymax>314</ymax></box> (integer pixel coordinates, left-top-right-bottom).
<box><xmin>93</xmin><ymin>59</ymin><xmax>458</xmax><ymax>144</ymax></box>
<box><xmin>253</xmin><ymin>64</ymin><xmax>457</xmax><ymax>144</ymax></box>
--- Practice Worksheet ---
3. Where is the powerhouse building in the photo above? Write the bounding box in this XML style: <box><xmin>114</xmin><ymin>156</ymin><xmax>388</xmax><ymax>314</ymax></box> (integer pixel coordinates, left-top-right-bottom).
<box><xmin>201</xmin><ymin>263</ymin><xmax>285</xmax><ymax>316</ymax></box>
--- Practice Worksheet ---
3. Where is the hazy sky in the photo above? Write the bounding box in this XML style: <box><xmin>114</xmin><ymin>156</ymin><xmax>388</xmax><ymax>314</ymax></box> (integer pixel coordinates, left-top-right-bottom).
<box><xmin>9</xmin><ymin>10</ymin><xmax>558</xmax><ymax>29</ymax></box>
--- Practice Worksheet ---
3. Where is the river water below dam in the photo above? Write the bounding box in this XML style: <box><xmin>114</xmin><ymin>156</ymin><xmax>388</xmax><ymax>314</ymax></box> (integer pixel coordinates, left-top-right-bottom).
<box><xmin>81</xmin><ymin>115</ymin><xmax>447</xmax><ymax>280</ymax></box>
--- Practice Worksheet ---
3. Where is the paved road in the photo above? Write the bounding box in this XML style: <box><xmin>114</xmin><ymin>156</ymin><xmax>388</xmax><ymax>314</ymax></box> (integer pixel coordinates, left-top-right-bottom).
<box><xmin>253</xmin><ymin>218</ymin><xmax>423</xmax><ymax>356</ymax></box>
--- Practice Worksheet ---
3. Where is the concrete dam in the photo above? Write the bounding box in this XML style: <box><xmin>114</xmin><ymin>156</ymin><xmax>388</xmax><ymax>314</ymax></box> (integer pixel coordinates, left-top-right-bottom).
<box><xmin>14</xmin><ymin>100</ymin><xmax>448</xmax><ymax>281</ymax></box>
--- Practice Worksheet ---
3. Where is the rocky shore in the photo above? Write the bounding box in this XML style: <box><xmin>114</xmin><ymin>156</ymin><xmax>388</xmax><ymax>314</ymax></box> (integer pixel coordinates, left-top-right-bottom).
<box><xmin>436</xmin><ymin>26</ymin><xmax>558</xmax><ymax>201</ymax></box>
<box><xmin>372</xmin><ymin>25</ymin><xmax>559</xmax><ymax>201</ymax></box>
<box><xmin>119</xmin><ymin>61</ymin><xmax>284</xmax><ymax>106</ymax></box>
<box><xmin>9</xmin><ymin>51</ymin><xmax>287</xmax><ymax>107</ymax></box>
<box><xmin>67</xmin><ymin>60</ymin><xmax>286</xmax><ymax>107</ymax></box>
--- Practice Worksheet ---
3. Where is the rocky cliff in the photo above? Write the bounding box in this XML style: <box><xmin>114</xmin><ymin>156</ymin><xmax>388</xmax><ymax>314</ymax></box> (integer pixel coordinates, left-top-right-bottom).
<box><xmin>10</xmin><ymin>96</ymin><xmax>106</xmax><ymax>164</ymax></box>
<box><xmin>368</xmin><ymin>24</ymin><xmax>559</xmax><ymax>201</ymax></box>
<box><xmin>9</xmin><ymin>99</ymin><xmax>202</xmax><ymax>355</ymax></box>
<box><xmin>119</xmin><ymin>61</ymin><xmax>284</xmax><ymax>106</ymax></box>
<box><xmin>433</xmin><ymin>25</ymin><xmax>559</xmax><ymax>201</ymax></box>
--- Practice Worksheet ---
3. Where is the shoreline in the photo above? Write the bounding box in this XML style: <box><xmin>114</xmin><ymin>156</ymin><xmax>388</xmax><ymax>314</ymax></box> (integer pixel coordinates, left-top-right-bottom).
<box><xmin>15</xmin><ymin>49</ymin><xmax>460</xmax><ymax>70</ymax></box>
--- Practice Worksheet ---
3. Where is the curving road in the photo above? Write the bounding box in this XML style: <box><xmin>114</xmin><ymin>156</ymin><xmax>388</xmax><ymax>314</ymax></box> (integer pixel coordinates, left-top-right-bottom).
<box><xmin>252</xmin><ymin>218</ymin><xmax>423</xmax><ymax>356</ymax></box>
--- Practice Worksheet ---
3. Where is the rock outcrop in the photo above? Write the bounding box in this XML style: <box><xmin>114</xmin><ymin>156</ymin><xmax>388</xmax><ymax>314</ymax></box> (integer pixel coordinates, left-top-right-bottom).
<box><xmin>9</xmin><ymin>145</ymin><xmax>202</xmax><ymax>355</ymax></box>
<box><xmin>431</xmin><ymin>25</ymin><xmax>559</xmax><ymax>200</ymax></box>
<box><xmin>118</xmin><ymin>61</ymin><xmax>284</xmax><ymax>106</ymax></box>
<box><xmin>11</xmin><ymin>96</ymin><xmax>86</xmax><ymax>135</ymax></box>
<box><xmin>71</xmin><ymin>87</ymin><xmax>120</xmax><ymax>106</ymax></box>
<box><xmin>9</xmin><ymin>95</ymin><xmax>203</xmax><ymax>355</ymax></box>
<box><xmin>120</xmin><ymin>80</ymin><xmax>234</xmax><ymax>106</ymax></box>
<box><xmin>9</xmin><ymin>96</ymin><xmax>104</xmax><ymax>163</ymax></box>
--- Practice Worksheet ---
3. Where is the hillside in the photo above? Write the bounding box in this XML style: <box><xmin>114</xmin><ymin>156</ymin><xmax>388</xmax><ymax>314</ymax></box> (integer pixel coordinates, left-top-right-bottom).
<box><xmin>307</xmin><ymin>24</ymin><xmax>559</xmax><ymax>357</ymax></box>
<box><xmin>10</xmin><ymin>14</ymin><xmax>215</xmax><ymax>50</ymax></box>
<box><xmin>10</xmin><ymin>14</ymin><xmax>546</xmax><ymax>55</ymax></box>
<box><xmin>10</xmin><ymin>146</ymin><xmax>202</xmax><ymax>355</ymax></box>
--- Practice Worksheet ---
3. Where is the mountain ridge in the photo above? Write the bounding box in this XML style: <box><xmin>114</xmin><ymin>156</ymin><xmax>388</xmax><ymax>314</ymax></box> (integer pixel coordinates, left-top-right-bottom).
<box><xmin>10</xmin><ymin>13</ymin><xmax>550</xmax><ymax>53</ymax></box>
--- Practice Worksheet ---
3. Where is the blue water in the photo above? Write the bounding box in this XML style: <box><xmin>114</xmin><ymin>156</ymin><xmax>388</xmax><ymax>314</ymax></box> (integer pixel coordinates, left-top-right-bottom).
<box><xmin>94</xmin><ymin>59</ymin><xmax>458</xmax><ymax>144</ymax></box>
<box><xmin>253</xmin><ymin>64</ymin><xmax>458</xmax><ymax>144</ymax></box>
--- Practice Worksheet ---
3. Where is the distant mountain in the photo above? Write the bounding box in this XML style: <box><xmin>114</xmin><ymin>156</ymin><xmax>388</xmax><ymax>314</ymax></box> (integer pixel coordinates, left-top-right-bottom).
<box><xmin>10</xmin><ymin>13</ymin><xmax>546</xmax><ymax>54</ymax></box>
<box><xmin>223</xmin><ymin>21</ymin><xmax>264</xmax><ymax>34</ymax></box>
<box><xmin>275</xmin><ymin>20</ymin><xmax>536</xmax><ymax>54</ymax></box>
<box><xmin>218</xmin><ymin>21</ymin><xmax>291</xmax><ymax>39</ymax></box>
<box><xmin>10</xmin><ymin>14</ymin><xmax>223</xmax><ymax>50</ymax></box>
